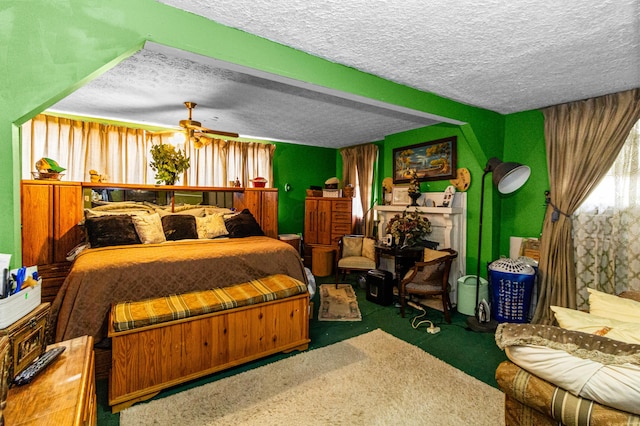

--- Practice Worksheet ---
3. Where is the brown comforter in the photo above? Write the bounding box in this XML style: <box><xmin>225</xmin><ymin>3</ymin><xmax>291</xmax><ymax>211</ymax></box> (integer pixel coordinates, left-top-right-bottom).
<box><xmin>50</xmin><ymin>236</ymin><xmax>306</xmax><ymax>344</ymax></box>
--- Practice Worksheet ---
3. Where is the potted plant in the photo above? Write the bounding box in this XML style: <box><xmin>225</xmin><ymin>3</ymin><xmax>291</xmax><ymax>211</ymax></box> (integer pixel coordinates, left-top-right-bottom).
<box><xmin>149</xmin><ymin>143</ymin><xmax>190</xmax><ymax>185</ymax></box>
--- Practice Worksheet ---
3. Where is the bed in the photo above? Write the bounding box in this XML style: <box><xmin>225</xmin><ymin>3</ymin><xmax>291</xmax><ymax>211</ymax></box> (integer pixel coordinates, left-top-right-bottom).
<box><xmin>50</xmin><ymin>236</ymin><xmax>307</xmax><ymax>344</ymax></box>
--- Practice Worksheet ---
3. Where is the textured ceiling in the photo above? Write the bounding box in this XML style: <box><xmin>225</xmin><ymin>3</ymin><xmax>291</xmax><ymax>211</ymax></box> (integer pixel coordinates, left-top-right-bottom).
<box><xmin>50</xmin><ymin>0</ymin><xmax>640</xmax><ymax>148</ymax></box>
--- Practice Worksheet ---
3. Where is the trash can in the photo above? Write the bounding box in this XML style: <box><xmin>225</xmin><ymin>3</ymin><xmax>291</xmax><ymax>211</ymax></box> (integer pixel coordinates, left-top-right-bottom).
<box><xmin>312</xmin><ymin>247</ymin><xmax>335</xmax><ymax>277</ymax></box>
<box><xmin>456</xmin><ymin>275</ymin><xmax>489</xmax><ymax>316</ymax></box>
<box><xmin>278</xmin><ymin>234</ymin><xmax>301</xmax><ymax>255</ymax></box>
<box><xmin>488</xmin><ymin>258</ymin><xmax>536</xmax><ymax>323</ymax></box>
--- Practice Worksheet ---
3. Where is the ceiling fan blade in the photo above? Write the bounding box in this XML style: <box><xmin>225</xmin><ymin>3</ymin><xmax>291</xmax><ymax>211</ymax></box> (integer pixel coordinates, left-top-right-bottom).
<box><xmin>197</xmin><ymin>129</ymin><xmax>240</xmax><ymax>139</ymax></box>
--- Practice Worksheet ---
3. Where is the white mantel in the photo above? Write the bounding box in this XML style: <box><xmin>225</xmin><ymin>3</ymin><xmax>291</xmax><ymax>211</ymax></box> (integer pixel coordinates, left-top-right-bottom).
<box><xmin>373</xmin><ymin>191</ymin><xmax>467</xmax><ymax>305</ymax></box>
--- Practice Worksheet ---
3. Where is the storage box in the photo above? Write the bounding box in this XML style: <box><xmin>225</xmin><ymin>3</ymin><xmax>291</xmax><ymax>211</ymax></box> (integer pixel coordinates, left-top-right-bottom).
<box><xmin>322</xmin><ymin>189</ymin><xmax>342</xmax><ymax>198</ymax></box>
<box><xmin>0</xmin><ymin>282</ymin><xmax>42</xmax><ymax>329</ymax></box>
<box><xmin>0</xmin><ymin>303</ymin><xmax>50</xmax><ymax>380</ymax></box>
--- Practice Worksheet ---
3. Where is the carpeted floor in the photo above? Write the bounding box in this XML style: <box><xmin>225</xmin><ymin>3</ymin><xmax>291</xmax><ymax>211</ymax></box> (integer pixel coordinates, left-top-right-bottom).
<box><xmin>95</xmin><ymin>273</ymin><xmax>508</xmax><ymax>425</ymax></box>
<box><xmin>120</xmin><ymin>329</ymin><xmax>504</xmax><ymax>425</ymax></box>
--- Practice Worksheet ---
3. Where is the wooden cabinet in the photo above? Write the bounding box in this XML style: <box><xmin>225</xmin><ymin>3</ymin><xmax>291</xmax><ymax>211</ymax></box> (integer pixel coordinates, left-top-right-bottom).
<box><xmin>21</xmin><ymin>181</ymin><xmax>83</xmax><ymax>305</ymax></box>
<box><xmin>21</xmin><ymin>180</ymin><xmax>83</xmax><ymax>266</ymax></box>
<box><xmin>304</xmin><ymin>197</ymin><xmax>352</xmax><ymax>246</ymax></box>
<box><xmin>234</xmin><ymin>188</ymin><xmax>278</xmax><ymax>238</ymax></box>
<box><xmin>5</xmin><ymin>335</ymin><xmax>96</xmax><ymax>425</ymax></box>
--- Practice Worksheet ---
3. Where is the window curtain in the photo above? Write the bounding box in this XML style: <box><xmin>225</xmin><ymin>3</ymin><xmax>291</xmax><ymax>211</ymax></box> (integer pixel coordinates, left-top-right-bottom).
<box><xmin>573</xmin><ymin>120</ymin><xmax>640</xmax><ymax>310</ymax></box>
<box><xmin>23</xmin><ymin>114</ymin><xmax>275</xmax><ymax>188</ymax></box>
<box><xmin>341</xmin><ymin>144</ymin><xmax>378</xmax><ymax>236</ymax></box>
<box><xmin>23</xmin><ymin>114</ymin><xmax>154</xmax><ymax>183</ymax></box>
<box><xmin>532</xmin><ymin>88</ymin><xmax>640</xmax><ymax>324</ymax></box>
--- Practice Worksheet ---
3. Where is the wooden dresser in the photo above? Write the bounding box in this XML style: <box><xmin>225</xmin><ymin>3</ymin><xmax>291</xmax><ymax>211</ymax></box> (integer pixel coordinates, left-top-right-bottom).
<box><xmin>303</xmin><ymin>197</ymin><xmax>353</xmax><ymax>265</ymax></box>
<box><xmin>5</xmin><ymin>335</ymin><xmax>96</xmax><ymax>425</ymax></box>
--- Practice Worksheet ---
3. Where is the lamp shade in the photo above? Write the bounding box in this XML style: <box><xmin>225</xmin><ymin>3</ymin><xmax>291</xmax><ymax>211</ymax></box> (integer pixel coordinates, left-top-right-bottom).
<box><xmin>488</xmin><ymin>159</ymin><xmax>531</xmax><ymax>194</ymax></box>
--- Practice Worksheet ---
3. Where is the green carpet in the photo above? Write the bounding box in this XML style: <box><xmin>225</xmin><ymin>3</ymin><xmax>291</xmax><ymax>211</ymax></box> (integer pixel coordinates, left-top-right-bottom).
<box><xmin>96</xmin><ymin>273</ymin><xmax>507</xmax><ymax>425</ymax></box>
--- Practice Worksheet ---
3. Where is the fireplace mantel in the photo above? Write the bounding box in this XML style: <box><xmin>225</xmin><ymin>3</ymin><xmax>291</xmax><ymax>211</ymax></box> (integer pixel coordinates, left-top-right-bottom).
<box><xmin>373</xmin><ymin>191</ymin><xmax>467</xmax><ymax>305</ymax></box>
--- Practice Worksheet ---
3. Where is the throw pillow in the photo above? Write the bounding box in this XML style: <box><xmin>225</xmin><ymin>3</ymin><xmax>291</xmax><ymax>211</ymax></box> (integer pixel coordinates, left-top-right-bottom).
<box><xmin>223</xmin><ymin>209</ymin><xmax>265</xmax><ymax>238</ymax></box>
<box><xmin>85</xmin><ymin>215</ymin><xmax>141</xmax><ymax>248</ymax></box>
<box><xmin>161</xmin><ymin>214</ymin><xmax>198</xmax><ymax>240</ymax></box>
<box><xmin>362</xmin><ymin>237</ymin><xmax>376</xmax><ymax>261</ymax></box>
<box><xmin>342</xmin><ymin>236</ymin><xmax>363</xmax><ymax>258</ymax></box>
<box><xmin>131</xmin><ymin>213</ymin><xmax>166</xmax><ymax>244</ymax></box>
<box><xmin>195</xmin><ymin>214</ymin><xmax>229</xmax><ymax>239</ymax></box>
<box><xmin>588</xmin><ymin>288</ymin><xmax>640</xmax><ymax>323</ymax></box>
<box><xmin>423</xmin><ymin>248</ymin><xmax>449</xmax><ymax>262</ymax></box>
<box><xmin>550</xmin><ymin>305</ymin><xmax>640</xmax><ymax>344</ymax></box>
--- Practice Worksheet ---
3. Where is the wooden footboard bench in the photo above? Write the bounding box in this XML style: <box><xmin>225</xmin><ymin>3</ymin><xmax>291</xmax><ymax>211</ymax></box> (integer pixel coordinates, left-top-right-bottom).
<box><xmin>107</xmin><ymin>274</ymin><xmax>310</xmax><ymax>412</ymax></box>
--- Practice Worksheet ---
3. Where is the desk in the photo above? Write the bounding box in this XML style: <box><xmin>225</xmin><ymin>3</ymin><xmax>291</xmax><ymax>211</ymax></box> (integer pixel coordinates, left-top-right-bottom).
<box><xmin>375</xmin><ymin>244</ymin><xmax>424</xmax><ymax>284</ymax></box>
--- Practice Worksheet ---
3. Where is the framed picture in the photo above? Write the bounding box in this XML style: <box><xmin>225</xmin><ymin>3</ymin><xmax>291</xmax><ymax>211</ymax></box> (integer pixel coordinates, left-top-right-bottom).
<box><xmin>391</xmin><ymin>187</ymin><xmax>410</xmax><ymax>205</ymax></box>
<box><xmin>392</xmin><ymin>136</ymin><xmax>457</xmax><ymax>183</ymax></box>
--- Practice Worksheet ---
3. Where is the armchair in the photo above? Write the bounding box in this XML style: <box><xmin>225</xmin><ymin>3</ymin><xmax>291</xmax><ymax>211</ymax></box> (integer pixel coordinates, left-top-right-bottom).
<box><xmin>335</xmin><ymin>235</ymin><xmax>377</xmax><ymax>283</ymax></box>
<box><xmin>399</xmin><ymin>248</ymin><xmax>457</xmax><ymax>322</ymax></box>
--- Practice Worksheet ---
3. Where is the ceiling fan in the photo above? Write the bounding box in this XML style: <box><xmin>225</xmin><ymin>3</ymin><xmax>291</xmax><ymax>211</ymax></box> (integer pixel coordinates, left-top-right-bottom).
<box><xmin>163</xmin><ymin>101</ymin><xmax>239</xmax><ymax>149</ymax></box>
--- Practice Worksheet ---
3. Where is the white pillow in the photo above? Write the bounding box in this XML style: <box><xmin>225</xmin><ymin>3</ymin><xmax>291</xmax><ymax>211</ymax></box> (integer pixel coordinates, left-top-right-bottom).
<box><xmin>551</xmin><ymin>305</ymin><xmax>640</xmax><ymax>344</ymax></box>
<box><xmin>131</xmin><ymin>213</ymin><xmax>166</xmax><ymax>244</ymax></box>
<box><xmin>195</xmin><ymin>214</ymin><xmax>229</xmax><ymax>239</ymax></box>
<box><xmin>588</xmin><ymin>288</ymin><xmax>640</xmax><ymax>323</ymax></box>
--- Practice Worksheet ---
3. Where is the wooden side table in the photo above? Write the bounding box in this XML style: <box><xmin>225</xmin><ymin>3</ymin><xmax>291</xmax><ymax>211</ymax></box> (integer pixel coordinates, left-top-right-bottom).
<box><xmin>5</xmin><ymin>335</ymin><xmax>96</xmax><ymax>425</ymax></box>
<box><xmin>375</xmin><ymin>244</ymin><xmax>424</xmax><ymax>284</ymax></box>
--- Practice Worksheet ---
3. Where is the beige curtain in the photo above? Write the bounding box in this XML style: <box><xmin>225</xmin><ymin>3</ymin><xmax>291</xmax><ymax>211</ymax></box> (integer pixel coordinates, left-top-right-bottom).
<box><xmin>23</xmin><ymin>114</ymin><xmax>153</xmax><ymax>183</ymax></box>
<box><xmin>23</xmin><ymin>114</ymin><xmax>275</xmax><ymax>187</ymax></box>
<box><xmin>341</xmin><ymin>144</ymin><xmax>378</xmax><ymax>236</ymax></box>
<box><xmin>532</xmin><ymin>88</ymin><xmax>640</xmax><ymax>324</ymax></box>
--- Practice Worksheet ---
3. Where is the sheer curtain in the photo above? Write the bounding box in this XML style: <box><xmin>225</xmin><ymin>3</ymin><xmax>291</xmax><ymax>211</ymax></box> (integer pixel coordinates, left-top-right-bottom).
<box><xmin>23</xmin><ymin>114</ymin><xmax>275</xmax><ymax>187</ymax></box>
<box><xmin>532</xmin><ymin>88</ymin><xmax>640</xmax><ymax>324</ymax></box>
<box><xmin>573</xmin><ymin>120</ymin><xmax>640</xmax><ymax>309</ymax></box>
<box><xmin>341</xmin><ymin>144</ymin><xmax>378</xmax><ymax>236</ymax></box>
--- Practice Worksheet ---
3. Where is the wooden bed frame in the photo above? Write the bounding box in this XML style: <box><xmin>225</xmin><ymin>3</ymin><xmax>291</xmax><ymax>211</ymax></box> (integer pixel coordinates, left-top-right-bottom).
<box><xmin>108</xmin><ymin>292</ymin><xmax>310</xmax><ymax>412</ymax></box>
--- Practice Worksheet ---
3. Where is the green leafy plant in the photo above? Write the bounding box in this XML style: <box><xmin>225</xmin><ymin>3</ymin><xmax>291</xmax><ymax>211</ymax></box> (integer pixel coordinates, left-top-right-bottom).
<box><xmin>149</xmin><ymin>144</ymin><xmax>190</xmax><ymax>185</ymax></box>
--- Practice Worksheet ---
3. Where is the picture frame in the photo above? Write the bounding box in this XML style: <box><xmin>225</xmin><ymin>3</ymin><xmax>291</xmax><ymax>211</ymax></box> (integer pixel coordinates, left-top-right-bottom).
<box><xmin>391</xmin><ymin>187</ymin><xmax>410</xmax><ymax>205</ymax></box>
<box><xmin>392</xmin><ymin>136</ymin><xmax>457</xmax><ymax>183</ymax></box>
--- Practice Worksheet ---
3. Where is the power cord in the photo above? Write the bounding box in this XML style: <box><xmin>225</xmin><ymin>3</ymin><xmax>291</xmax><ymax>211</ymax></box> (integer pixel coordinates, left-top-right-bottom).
<box><xmin>407</xmin><ymin>301</ymin><xmax>440</xmax><ymax>334</ymax></box>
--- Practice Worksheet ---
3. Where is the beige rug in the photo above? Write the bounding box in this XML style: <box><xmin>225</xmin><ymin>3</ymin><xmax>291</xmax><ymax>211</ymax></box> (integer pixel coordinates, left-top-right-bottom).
<box><xmin>318</xmin><ymin>283</ymin><xmax>362</xmax><ymax>321</ymax></box>
<box><xmin>120</xmin><ymin>329</ymin><xmax>505</xmax><ymax>426</ymax></box>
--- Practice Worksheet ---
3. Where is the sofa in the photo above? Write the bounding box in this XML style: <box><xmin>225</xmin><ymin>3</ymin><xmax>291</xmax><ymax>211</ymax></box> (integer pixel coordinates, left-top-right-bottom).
<box><xmin>495</xmin><ymin>290</ymin><xmax>640</xmax><ymax>425</ymax></box>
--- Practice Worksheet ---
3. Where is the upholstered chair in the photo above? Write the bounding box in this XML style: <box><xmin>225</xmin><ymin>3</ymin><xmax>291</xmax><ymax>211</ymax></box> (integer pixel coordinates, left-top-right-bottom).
<box><xmin>335</xmin><ymin>235</ymin><xmax>377</xmax><ymax>283</ymax></box>
<box><xmin>399</xmin><ymin>248</ymin><xmax>458</xmax><ymax>322</ymax></box>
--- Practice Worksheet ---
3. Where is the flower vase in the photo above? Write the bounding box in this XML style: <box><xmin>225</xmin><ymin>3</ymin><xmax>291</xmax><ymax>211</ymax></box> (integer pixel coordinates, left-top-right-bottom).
<box><xmin>409</xmin><ymin>192</ymin><xmax>421</xmax><ymax>206</ymax></box>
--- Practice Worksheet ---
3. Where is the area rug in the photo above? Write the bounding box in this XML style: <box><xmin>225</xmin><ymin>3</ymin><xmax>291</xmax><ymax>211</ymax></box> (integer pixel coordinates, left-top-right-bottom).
<box><xmin>120</xmin><ymin>329</ymin><xmax>505</xmax><ymax>426</ymax></box>
<box><xmin>318</xmin><ymin>283</ymin><xmax>362</xmax><ymax>321</ymax></box>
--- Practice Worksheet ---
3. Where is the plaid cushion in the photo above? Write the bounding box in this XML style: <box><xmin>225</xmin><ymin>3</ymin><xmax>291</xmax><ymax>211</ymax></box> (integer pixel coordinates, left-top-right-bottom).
<box><xmin>112</xmin><ymin>274</ymin><xmax>307</xmax><ymax>332</ymax></box>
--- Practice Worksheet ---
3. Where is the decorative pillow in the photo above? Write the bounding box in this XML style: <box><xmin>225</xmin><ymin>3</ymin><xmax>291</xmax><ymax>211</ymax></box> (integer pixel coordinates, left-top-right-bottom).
<box><xmin>550</xmin><ymin>305</ymin><xmax>640</xmax><ymax>344</ymax></box>
<box><xmin>131</xmin><ymin>213</ymin><xmax>166</xmax><ymax>244</ymax></box>
<box><xmin>223</xmin><ymin>209</ymin><xmax>265</xmax><ymax>238</ymax></box>
<box><xmin>85</xmin><ymin>215</ymin><xmax>141</xmax><ymax>248</ymax></box>
<box><xmin>588</xmin><ymin>288</ymin><xmax>640</xmax><ymax>323</ymax></box>
<box><xmin>195</xmin><ymin>214</ymin><xmax>229</xmax><ymax>239</ymax></box>
<box><xmin>156</xmin><ymin>207</ymin><xmax>206</xmax><ymax>217</ymax></box>
<box><xmin>423</xmin><ymin>248</ymin><xmax>449</xmax><ymax>262</ymax></box>
<box><xmin>161</xmin><ymin>215</ymin><xmax>198</xmax><ymax>240</ymax></box>
<box><xmin>362</xmin><ymin>237</ymin><xmax>376</xmax><ymax>261</ymax></box>
<box><xmin>342</xmin><ymin>236</ymin><xmax>363</xmax><ymax>258</ymax></box>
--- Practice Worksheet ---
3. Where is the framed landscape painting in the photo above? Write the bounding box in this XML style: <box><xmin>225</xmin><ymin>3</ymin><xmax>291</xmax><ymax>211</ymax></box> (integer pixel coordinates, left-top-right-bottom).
<box><xmin>392</xmin><ymin>136</ymin><xmax>457</xmax><ymax>183</ymax></box>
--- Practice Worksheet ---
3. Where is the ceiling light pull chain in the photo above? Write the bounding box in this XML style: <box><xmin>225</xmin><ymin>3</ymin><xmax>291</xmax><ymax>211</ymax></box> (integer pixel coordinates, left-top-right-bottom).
<box><xmin>544</xmin><ymin>191</ymin><xmax>570</xmax><ymax>223</ymax></box>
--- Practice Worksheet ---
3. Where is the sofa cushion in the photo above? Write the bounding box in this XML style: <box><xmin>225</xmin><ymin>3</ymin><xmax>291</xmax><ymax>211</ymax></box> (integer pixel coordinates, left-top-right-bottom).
<box><xmin>342</xmin><ymin>236</ymin><xmax>363</xmax><ymax>258</ymax></box>
<box><xmin>588</xmin><ymin>288</ymin><xmax>640</xmax><ymax>323</ymax></box>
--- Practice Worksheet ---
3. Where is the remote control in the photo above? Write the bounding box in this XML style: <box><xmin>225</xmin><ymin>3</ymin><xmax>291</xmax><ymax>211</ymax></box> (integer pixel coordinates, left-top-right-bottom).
<box><xmin>13</xmin><ymin>346</ymin><xmax>66</xmax><ymax>386</ymax></box>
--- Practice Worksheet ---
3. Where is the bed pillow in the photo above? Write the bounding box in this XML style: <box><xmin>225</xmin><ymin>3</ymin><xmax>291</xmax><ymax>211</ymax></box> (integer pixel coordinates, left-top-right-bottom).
<box><xmin>195</xmin><ymin>214</ymin><xmax>229</xmax><ymax>239</ymax></box>
<box><xmin>156</xmin><ymin>206</ymin><xmax>205</xmax><ymax>217</ymax></box>
<box><xmin>161</xmin><ymin>214</ymin><xmax>198</xmax><ymax>240</ymax></box>
<box><xmin>550</xmin><ymin>305</ymin><xmax>640</xmax><ymax>344</ymax></box>
<box><xmin>223</xmin><ymin>209</ymin><xmax>265</xmax><ymax>238</ymax></box>
<box><xmin>131</xmin><ymin>213</ymin><xmax>166</xmax><ymax>244</ymax></box>
<box><xmin>85</xmin><ymin>215</ymin><xmax>141</xmax><ymax>248</ymax></box>
<box><xmin>588</xmin><ymin>288</ymin><xmax>640</xmax><ymax>323</ymax></box>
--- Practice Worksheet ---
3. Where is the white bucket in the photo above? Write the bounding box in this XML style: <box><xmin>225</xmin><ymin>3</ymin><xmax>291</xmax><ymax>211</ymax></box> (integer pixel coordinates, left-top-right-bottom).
<box><xmin>457</xmin><ymin>275</ymin><xmax>489</xmax><ymax>316</ymax></box>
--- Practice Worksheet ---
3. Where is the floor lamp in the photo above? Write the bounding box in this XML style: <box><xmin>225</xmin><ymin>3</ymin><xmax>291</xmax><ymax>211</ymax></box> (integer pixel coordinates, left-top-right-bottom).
<box><xmin>466</xmin><ymin>157</ymin><xmax>531</xmax><ymax>333</ymax></box>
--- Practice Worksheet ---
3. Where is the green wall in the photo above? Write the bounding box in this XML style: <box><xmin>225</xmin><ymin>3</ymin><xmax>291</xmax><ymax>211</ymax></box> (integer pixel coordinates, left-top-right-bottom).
<box><xmin>2</xmin><ymin>0</ymin><xmax>548</xmax><ymax>276</ymax></box>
